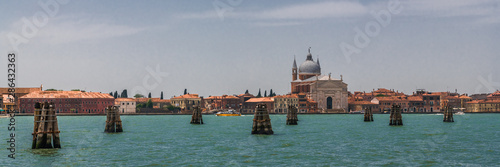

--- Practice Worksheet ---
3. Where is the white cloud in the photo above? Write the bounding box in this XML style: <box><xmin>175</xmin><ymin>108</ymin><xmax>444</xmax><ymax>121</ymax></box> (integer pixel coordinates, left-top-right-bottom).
<box><xmin>254</xmin><ymin>1</ymin><xmax>367</xmax><ymax>20</ymax></box>
<box><xmin>401</xmin><ymin>0</ymin><xmax>499</xmax><ymax>18</ymax></box>
<box><xmin>251</xmin><ymin>21</ymin><xmax>305</xmax><ymax>27</ymax></box>
<box><xmin>177</xmin><ymin>1</ymin><xmax>367</xmax><ymax>23</ymax></box>
<box><xmin>2</xmin><ymin>15</ymin><xmax>146</xmax><ymax>46</ymax></box>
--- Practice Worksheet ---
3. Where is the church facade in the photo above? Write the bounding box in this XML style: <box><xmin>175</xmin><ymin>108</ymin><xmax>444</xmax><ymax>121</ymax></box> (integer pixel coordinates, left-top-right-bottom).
<box><xmin>291</xmin><ymin>48</ymin><xmax>348</xmax><ymax>113</ymax></box>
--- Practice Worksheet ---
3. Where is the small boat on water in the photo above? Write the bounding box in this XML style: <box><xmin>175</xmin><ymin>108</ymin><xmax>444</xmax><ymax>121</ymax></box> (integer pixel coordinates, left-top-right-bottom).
<box><xmin>455</xmin><ymin>111</ymin><xmax>465</xmax><ymax>115</ymax></box>
<box><xmin>216</xmin><ymin>109</ymin><xmax>241</xmax><ymax>116</ymax></box>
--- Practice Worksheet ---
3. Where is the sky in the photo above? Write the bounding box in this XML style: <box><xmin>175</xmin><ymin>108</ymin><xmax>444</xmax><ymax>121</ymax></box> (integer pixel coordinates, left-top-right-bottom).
<box><xmin>1</xmin><ymin>0</ymin><xmax>499</xmax><ymax>98</ymax></box>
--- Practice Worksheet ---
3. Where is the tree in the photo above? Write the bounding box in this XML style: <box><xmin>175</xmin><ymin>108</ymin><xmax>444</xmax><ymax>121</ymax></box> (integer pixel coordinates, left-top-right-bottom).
<box><xmin>160</xmin><ymin>91</ymin><xmax>164</xmax><ymax>100</ymax></box>
<box><xmin>148</xmin><ymin>92</ymin><xmax>152</xmax><ymax>98</ymax></box>
<box><xmin>269</xmin><ymin>89</ymin><xmax>275</xmax><ymax>97</ymax></box>
<box><xmin>121</xmin><ymin>89</ymin><xmax>128</xmax><ymax>98</ymax></box>
<box><xmin>114</xmin><ymin>91</ymin><xmax>118</xmax><ymax>99</ymax></box>
<box><xmin>71</xmin><ymin>89</ymin><xmax>80</xmax><ymax>91</ymax></box>
<box><xmin>245</xmin><ymin>90</ymin><xmax>249</xmax><ymax>94</ymax></box>
<box><xmin>109</xmin><ymin>92</ymin><xmax>113</xmax><ymax>96</ymax></box>
<box><xmin>146</xmin><ymin>99</ymin><xmax>153</xmax><ymax>108</ymax></box>
<box><xmin>264</xmin><ymin>90</ymin><xmax>267</xmax><ymax>97</ymax></box>
<box><xmin>256</xmin><ymin>89</ymin><xmax>262</xmax><ymax>98</ymax></box>
<box><xmin>184</xmin><ymin>89</ymin><xmax>188</xmax><ymax>95</ymax></box>
<box><xmin>134</xmin><ymin>94</ymin><xmax>144</xmax><ymax>98</ymax></box>
<box><xmin>45</xmin><ymin>89</ymin><xmax>57</xmax><ymax>91</ymax></box>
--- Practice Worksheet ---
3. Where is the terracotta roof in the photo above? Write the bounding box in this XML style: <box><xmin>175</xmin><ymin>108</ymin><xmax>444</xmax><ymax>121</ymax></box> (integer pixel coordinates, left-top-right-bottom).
<box><xmin>349</xmin><ymin>101</ymin><xmax>377</xmax><ymax>105</ymax></box>
<box><xmin>115</xmin><ymin>98</ymin><xmax>135</xmax><ymax>102</ymax></box>
<box><xmin>20</xmin><ymin>91</ymin><xmax>113</xmax><ymax>99</ymax></box>
<box><xmin>445</xmin><ymin>95</ymin><xmax>459</xmax><ymax>99</ymax></box>
<box><xmin>487</xmin><ymin>91</ymin><xmax>500</xmax><ymax>98</ymax></box>
<box><xmin>0</xmin><ymin>87</ymin><xmax>42</xmax><ymax>94</ymax></box>
<box><xmin>171</xmin><ymin>94</ymin><xmax>200</xmax><ymax>99</ymax></box>
<box><xmin>407</xmin><ymin>96</ymin><xmax>423</xmax><ymax>101</ymax></box>
<box><xmin>459</xmin><ymin>95</ymin><xmax>472</xmax><ymax>99</ymax></box>
<box><xmin>274</xmin><ymin>94</ymin><xmax>298</xmax><ymax>98</ymax></box>
<box><xmin>245</xmin><ymin>97</ymin><xmax>274</xmax><ymax>103</ymax></box>
<box><xmin>205</xmin><ymin>95</ymin><xmax>239</xmax><ymax>100</ymax></box>
<box><xmin>237</xmin><ymin>93</ymin><xmax>254</xmax><ymax>97</ymax></box>
<box><xmin>373</xmin><ymin>88</ymin><xmax>394</xmax><ymax>93</ymax></box>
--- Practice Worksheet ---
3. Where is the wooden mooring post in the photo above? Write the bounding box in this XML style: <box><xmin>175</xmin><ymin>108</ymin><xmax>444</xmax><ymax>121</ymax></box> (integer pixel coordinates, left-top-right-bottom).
<box><xmin>443</xmin><ymin>102</ymin><xmax>454</xmax><ymax>122</ymax></box>
<box><xmin>364</xmin><ymin>107</ymin><xmax>373</xmax><ymax>122</ymax></box>
<box><xmin>104</xmin><ymin>106</ymin><xmax>123</xmax><ymax>133</ymax></box>
<box><xmin>286</xmin><ymin>105</ymin><xmax>298</xmax><ymax>125</ymax></box>
<box><xmin>32</xmin><ymin>102</ymin><xmax>61</xmax><ymax>149</ymax></box>
<box><xmin>389</xmin><ymin>104</ymin><xmax>403</xmax><ymax>126</ymax></box>
<box><xmin>190</xmin><ymin>105</ymin><xmax>203</xmax><ymax>124</ymax></box>
<box><xmin>251</xmin><ymin>103</ymin><xmax>273</xmax><ymax>135</ymax></box>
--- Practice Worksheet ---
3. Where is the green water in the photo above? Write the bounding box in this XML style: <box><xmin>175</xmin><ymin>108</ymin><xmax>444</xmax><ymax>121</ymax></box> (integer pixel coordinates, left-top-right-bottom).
<box><xmin>0</xmin><ymin>114</ymin><xmax>499</xmax><ymax>166</ymax></box>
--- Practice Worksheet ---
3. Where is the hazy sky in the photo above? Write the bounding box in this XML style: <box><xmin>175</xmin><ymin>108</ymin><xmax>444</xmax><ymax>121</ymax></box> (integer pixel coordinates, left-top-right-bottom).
<box><xmin>1</xmin><ymin>0</ymin><xmax>499</xmax><ymax>98</ymax></box>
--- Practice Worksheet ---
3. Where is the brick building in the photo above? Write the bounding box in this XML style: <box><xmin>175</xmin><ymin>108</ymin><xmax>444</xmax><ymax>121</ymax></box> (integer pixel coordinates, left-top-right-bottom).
<box><xmin>19</xmin><ymin>91</ymin><xmax>114</xmax><ymax>114</ymax></box>
<box><xmin>204</xmin><ymin>95</ymin><xmax>240</xmax><ymax>111</ymax></box>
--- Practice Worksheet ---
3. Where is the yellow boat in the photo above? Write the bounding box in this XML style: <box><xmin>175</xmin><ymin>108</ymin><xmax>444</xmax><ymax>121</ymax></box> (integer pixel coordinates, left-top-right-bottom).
<box><xmin>215</xmin><ymin>110</ymin><xmax>241</xmax><ymax>116</ymax></box>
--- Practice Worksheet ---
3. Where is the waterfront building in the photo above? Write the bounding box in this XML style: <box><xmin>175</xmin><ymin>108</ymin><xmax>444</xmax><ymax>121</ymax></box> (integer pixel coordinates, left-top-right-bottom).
<box><xmin>273</xmin><ymin>94</ymin><xmax>298</xmax><ymax>113</ymax></box>
<box><xmin>170</xmin><ymin>94</ymin><xmax>202</xmax><ymax>111</ymax></box>
<box><xmin>348</xmin><ymin>97</ymin><xmax>378</xmax><ymax>113</ymax></box>
<box><xmin>115</xmin><ymin>98</ymin><xmax>136</xmax><ymax>113</ymax></box>
<box><xmin>204</xmin><ymin>95</ymin><xmax>240</xmax><ymax>111</ymax></box>
<box><xmin>466</xmin><ymin>91</ymin><xmax>500</xmax><ymax>112</ymax></box>
<box><xmin>19</xmin><ymin>91</ymin><xmax>114</xmax><ymax>114</ymax></box>
<box><xmin>291</xmin><ymin>48</ymin><xmax>348</xmax><ymax>113</ymax></box>
<box><xmin>242</xmin><ymin>97</ymin><xmax>274</xmax><ymax>113</ymax></box>
<box><xmin>0</xmin><ymin>86</ymin><xmax>43</xmax><ymax>110</ymax></box>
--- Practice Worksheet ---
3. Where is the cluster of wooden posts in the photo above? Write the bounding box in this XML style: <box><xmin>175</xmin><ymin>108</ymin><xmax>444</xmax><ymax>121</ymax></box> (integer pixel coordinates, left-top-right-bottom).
<box><xmin>364</xmin><ymin>107</ymin><xmax>373</xmax><ymax>122</ymax></box>
<box><xmin>443</xmin><ymin>102</ymin><xmax>454</xmax><ymax>122</ymax></box>
<box><xmin>190</xmin><ymin>105</ymin><xmax>203</xmax><ymax>124</ymax></box>
<box><xmin>32</xmin><ymin>102</ymin><xmax>61</xmax><ymax>149</ymax></box>
<box><xmin>389</xmin><ymin>105</ymin><xmax>403</xmax><ymax>126</ymax></box>
<box><xmin>286</xmin><ymin>105</ymin><xmax>298</xmax><ymax>125</ymax></box>
<box><xmin>104</xmin><ymin>106</ymin><xmax>123</xmax><ymax>133</ymax></box>
<box><xmin>362</xmin><ymin>103</ymin><xmax>456</xmax><ymax>125</ymax></box>
<box><xmin>251</xmin><ymin>104</ymin><xmax>274</xmax><ymax>135</ymax></box>
<box><xmin>31</xmin><ymin>100</ymin><xmax>459</xmax><ymax>149</ymax></box>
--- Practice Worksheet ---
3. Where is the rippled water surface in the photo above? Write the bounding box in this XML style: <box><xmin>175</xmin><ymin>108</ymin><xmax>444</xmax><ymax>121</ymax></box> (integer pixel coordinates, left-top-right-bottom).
<box><xmin>0</xmin><ymin>114</ymin><xmax>499</xmax><ymax>166</ymax></box>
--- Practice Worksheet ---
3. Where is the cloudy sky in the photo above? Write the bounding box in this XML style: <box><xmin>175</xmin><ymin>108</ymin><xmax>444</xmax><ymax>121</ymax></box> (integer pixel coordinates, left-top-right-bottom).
<box><xmin>1</xmin><ymin>0</ymin><xmax>499</xmax><ymax>98</ymax></box>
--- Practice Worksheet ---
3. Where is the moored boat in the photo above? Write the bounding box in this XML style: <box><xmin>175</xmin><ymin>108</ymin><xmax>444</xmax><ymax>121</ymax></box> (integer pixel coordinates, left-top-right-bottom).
<box><xmin>216</xmin><ymin>109</ymin><xmax>241</xmax><ymax>116</ymax></box>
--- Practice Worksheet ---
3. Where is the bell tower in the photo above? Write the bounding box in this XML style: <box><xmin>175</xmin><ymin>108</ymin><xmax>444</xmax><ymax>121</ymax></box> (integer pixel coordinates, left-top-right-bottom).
<box><xmin>292</xmin><ymin>56</ymin><xmax>297</xmax><ymax>81</ymax></box>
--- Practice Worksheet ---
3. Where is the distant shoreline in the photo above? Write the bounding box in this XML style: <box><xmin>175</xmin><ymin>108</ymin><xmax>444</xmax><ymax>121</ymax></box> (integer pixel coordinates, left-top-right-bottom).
<box><xmin>9</xmin><ymin>112</ymin><xmax>500</xmax><ymax>116</ymax></box>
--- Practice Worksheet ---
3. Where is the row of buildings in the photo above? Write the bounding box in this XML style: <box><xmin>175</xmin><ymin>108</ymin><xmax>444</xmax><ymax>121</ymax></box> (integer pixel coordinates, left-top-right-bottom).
<box><xmin>1</xmin><ymin>49</ymin><xmax>499</xmax><ymax>114</ymax></box>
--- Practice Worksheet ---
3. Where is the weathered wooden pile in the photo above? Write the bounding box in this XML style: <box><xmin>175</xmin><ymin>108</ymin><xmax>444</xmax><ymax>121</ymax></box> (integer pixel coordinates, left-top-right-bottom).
<box><xmin>389</xmin><ymin>104</ymin><xmax>403</xmax><ymax>126</ymax></box>
<box><xmin>286</xmin><ymin>105</ymin><xmax>298</xmax><ymax>125</ymax></box>
<box><xmin>364</xmin><ymin>107</ymin><xmax>373</xmax><ymax>122</ymax></box>
<box><xmin>32</xmin><ymin>102</ymin><xmax>61</xmax><ymax>149</ymax></box>
<box><xmin>443</xmin><ymin>102</ymin><xmax>454</xmax><ymax>122</ymax></box>
<box><xmin>190</xmin><ymin>105</ymin><xmax>204</xmax><ymax>124</ymax></box>
<box><xmin>251</xmin><ymin>103</ymin><xmax>273</xmax><ymax>135</ymax></box>
<box><xmin>104</xmin><ymin>106</ymin><xmax>123</xmax><ymax>133</ymax></box>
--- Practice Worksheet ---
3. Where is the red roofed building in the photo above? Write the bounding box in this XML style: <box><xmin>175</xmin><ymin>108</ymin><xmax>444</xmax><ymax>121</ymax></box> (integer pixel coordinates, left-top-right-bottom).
<box><xmin>19</xmin><ymin>91</ymin><xmax>114</xmax><ymax>114</ymax></box>
<box><xmin>242</xmin><ymin>97</ymin><xmax>274</xmax><ymax>113</ymax></box>
<box><xmin>204</xmin><ymin>95</ymin><xmax>240</xmax><ymax>110</ymax></box>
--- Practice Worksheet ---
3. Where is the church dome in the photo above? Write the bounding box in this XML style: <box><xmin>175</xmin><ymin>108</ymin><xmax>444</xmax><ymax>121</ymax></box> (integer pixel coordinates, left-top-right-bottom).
<box><xmin>299</xmin><ymin>51</ymin><xmax>321</xmax><ymax>74</ymax></box>
<box><xmin>299</xmin><ymin>60</ymin><xmax>321</xmax><ymax>74</ymax></box>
